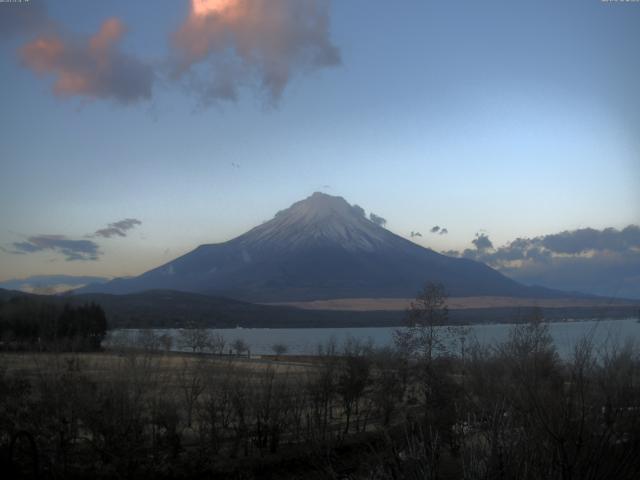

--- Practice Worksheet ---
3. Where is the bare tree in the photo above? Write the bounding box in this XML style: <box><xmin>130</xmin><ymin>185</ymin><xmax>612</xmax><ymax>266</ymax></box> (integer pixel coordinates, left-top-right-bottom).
<box><xmin>178</xmin><ymin>328</ymin><xmax>213</xmax><ymax>354</ymax></box>
<box><xmin>337</xmin><ymin>337</ymin><xmax>372</xmax><ymax>434</ymax></box>
<box><xmin>176</xmin><ymin>358</ymin><xmax>206</xmax><ymax>428</ymax></box>
<box><xmin>393</xmin><ymin>282</ymin><xmax>450</xmax><ymax>361</ymax></box>
<box><xmin>135</xmin><ymin>330</ymin><xmax>162</xmax><ymax>352</ymax></box>
<box><xmin>196</xmin><ymin>363</ymin><xmax>236</xmax><ymax>455</ymax></box>
<box><xmin>210</xmin><ymin>333</ymin><xmax>225</xmax><ymax>354</ymax></box>
<box><xmin>370</xmin><ymin>347</ymin><xmax>406</xmax><ymax>427</ymax></box>
<box><xmin>271</xmin><ymin>343</ymin><xmax>288</xmax><ymax>359</ymax></box>
<box><xmin>231</xmin><ymin>338</ymin><xmax>249</xmax><ymax>357</ymax></box>
<box><xmin>158</xmin><ymin>333</ymin><xmax>173</xmax><ymax>353</ymax></box>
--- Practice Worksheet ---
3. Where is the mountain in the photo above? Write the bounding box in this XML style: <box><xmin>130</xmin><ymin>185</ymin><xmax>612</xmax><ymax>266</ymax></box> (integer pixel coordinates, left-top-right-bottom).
<box><xmin>78</xmin><ymin>192</ymin><xmax>567</xmax><ymax>301</ymax></box>
<box><xmin>0</xmin><ymin>275</ymin><xmax>110</xmax><ymax>294</ymax></box>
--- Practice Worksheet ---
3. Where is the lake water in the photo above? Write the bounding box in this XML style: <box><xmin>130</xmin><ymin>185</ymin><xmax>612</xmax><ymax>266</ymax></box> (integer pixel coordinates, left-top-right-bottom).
<box><xmin>108</xmin><ymin>318</ymin><xmax>640</xmax><ymax>359</ymax></box>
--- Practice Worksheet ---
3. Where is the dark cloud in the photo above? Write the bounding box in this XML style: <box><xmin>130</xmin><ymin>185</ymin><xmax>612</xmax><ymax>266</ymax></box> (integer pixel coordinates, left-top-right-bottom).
<box><xmin>352</xmin><ymin>204</ymin><xmax>365</xmax><ymax>217</ymax></box>
<box><xmin>461</xmin><ymin>248</ymin><xmax>480</xmax><ymax>259</ymax></box>
<box><xmin>430</xmin><ymin>226</ymin><xmax>448</xmax><ymax>235</ymax></box>
<box><xmin>19</xmin><ymin>18</ymin><xmax>153</xmax><ymax>104</ymax></box>
<box><xmin>171</xmin><ymin>0</ymin><xmax>341</xmax><ymax>105</ymax></box>
<box><xmin>472</xmin><ymin>233</ymin><xmax>493</xmax><ymax>252</ymax></box>
<box><xmin>10</xmin><ymin>235</ymin><xmax>100</xmax><ymax>261</ymax></box>
<box><xmin>11</xmin><ymin>241</ymin><xmax>41</xmax><ymax>253</ymax></box>
<box><xmin>410</xmin><ymin>231</ymin><xmax>422</xmax><ymax>238</ymax></box>
<box><xmin>444</xmin><ymin>225</ymin><xmax>640</xmax><ymax>299</ymax></box>
<box><xmin>369</xmin><ymin>212</ymin><xmax>387</xmax><ymax>227</ymax></box>
<box><xmin>540</xmin><ymin>225</ymin><xmax>640</xmax><ymax>254</ymax></box>
<box><xmin>93</xmin><ymin>218</ymin><xmax>142</xmax><ymax>238</ymax></box>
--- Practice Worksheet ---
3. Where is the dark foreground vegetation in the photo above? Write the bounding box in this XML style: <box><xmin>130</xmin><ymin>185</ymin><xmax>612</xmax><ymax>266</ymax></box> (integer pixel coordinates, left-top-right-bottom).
<box><xmin>1</xmin><ymin>285</ymin><xmax>639</xmax><ymax>479</ymax></box>
<box><xmin>0</xmin><ymin>296</ymin><xmax>107</xmax><ymax>351</ymax></box>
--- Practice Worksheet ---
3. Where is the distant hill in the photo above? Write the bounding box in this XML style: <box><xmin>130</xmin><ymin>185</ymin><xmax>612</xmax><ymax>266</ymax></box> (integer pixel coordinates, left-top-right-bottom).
<box><xmin>2</xmin><ymin>287</ymin><xmax>636</xmax><ymax>329</ymax></box>
<box><xmin>67</xmin><ymin>289</ymin><xmax>401</xmax><ymax>328</ymax></box>
<box><xmin>0</xmin><ymin>288</ymin><xmax>399</xmax><ymax>328</ymax></box>
<box><xmin>77</xmin><ymin>192</ymin><xmax>572</xmax><ymax>302</ymax></box>
<box><xmin>0</xmin><ymin>288</ymin><xmax>28</xmax><ymax>301</ymax></box>
<box><xmin>0</xmin><ymin>275</ymin><xmax>109</xmax><ymax>294</ymax></box>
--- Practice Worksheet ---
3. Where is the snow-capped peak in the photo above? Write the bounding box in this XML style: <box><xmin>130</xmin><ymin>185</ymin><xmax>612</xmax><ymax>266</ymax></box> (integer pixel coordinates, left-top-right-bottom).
<box><xmin>236</xmin><ymin>192</ymin><xmax>393</xmax><ymax>251</ymax></box>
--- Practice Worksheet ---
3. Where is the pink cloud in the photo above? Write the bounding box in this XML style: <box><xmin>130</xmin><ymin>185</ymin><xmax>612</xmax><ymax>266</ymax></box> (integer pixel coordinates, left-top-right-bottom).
<box><xmin>171</xmin><ymin>0</ymin><xmax>340</xmax><ymax>104</ymax></box>
<box><xmin>20</xmin><ymin>18</ymin><xmax>153</xmax><ymax>104</ymax></box>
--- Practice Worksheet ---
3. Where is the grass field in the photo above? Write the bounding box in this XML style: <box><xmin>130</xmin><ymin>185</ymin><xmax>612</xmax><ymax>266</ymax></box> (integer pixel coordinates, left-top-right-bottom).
<box><xmin>266</xmin><ymin>295</ymin><xmax>640</xmax><ymax>311</ymax></box>
<box><xmin>0</xmin><ymin>350</ymin><xmax>313</xmax><ymax>381</ymax></box>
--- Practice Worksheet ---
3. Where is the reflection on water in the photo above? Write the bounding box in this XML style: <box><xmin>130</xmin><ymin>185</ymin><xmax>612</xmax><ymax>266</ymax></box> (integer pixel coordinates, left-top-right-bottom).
<box><xmin>107</xmin><ymin>318</ymin><xmax>640</xmax><ymax>358</ymax></box>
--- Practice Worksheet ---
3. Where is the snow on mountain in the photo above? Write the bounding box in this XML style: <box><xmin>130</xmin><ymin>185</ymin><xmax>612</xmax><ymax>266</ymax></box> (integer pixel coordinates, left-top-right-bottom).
<box><xmin>236</xmin><ymin>192</ymin><xmax>396</xmax><ymax>252</ymax></box>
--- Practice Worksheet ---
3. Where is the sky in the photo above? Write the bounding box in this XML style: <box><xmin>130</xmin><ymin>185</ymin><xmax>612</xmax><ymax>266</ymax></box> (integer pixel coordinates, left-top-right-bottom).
<box><xmin>1</xmin><ymin>0</ymin><xmax>639</xmax><ymax>296</ymax></box>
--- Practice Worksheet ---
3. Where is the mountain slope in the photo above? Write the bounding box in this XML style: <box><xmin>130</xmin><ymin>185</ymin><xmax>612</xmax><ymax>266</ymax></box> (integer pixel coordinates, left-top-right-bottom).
<box><xmin>79</xmin><ymin>192</ymin><xmax>567</xmax><ymax>301</ymax></box>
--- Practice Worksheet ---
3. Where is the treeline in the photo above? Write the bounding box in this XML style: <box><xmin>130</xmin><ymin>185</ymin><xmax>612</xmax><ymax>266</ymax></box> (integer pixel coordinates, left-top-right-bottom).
<box><xmin>0</xmin><ymin>296</ymin><xmax>107</xmax><ymax>351</ymax></box>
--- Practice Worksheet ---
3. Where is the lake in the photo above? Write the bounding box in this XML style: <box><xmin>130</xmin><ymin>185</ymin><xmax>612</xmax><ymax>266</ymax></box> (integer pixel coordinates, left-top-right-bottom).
<box><xmin>108</xmin><ymin>317</ymin><xmax>640</xmax><ymax>359</ymax></box>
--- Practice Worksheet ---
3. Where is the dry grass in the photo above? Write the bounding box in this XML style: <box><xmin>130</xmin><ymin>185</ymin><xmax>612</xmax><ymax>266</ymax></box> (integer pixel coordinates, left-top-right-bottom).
<box><xmin>265</xmin><ymin>296</ymin><xmax>640</xmax><ymax>311</ymax></box>
<box><xmin>0</xmin><ymin>350</ymin><xmax>313</xmax><ymax>382</ymax></box>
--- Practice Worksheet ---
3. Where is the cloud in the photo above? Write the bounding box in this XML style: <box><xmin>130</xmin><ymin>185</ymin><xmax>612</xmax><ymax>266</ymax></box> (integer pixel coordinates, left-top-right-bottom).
<box><xmin>171</xmin><ymin>0</ymin><xmax>341</xmax><ymax>104</ymax></box>
<box><xmin>445</xmin><ymin>225</ymin><xmax>640</xmax><ymax>299</ymax></box>
<box><xmin>472</xmin><ymin>233</ymin><xmax>493</xmax><ymax>252</ymax></box>
<box><xmin>19</xmin><ymin>18</ymin><xmax>153</xmax><ymax>103</ymax></box>
<box><xmin>93</xmin><ymin>218</ymin><xmax>142</xmax><ymax>238</ymax></box>
<box><xmin>369</xmin><ymin>212</ymin><xmax>387</xmax><ymax>227</ymax></box>
<box><xmin>430</xmin><ymin>225</ymin><xmax>448</xmax><ymax>235</ymax></box>
<box><xmin>410</xmin><ymin>231</ymin><xmax>422</xmax><ymax>238</ymax></box>
<box><xmin>9</xmin><ymin>1</ymin><xmax>339</xmax><ymax>106</ymax></box>
<box><xmin>540</xmin><ymin>226</ymin><xmax>640</xmax><ymax>255</ymax></box>
<box><xmin>10</xmin><ymin>235</ymin><xmax>100</xmax><ymax>261</ymax></box>
<box><xmin>352</xmin><ymin>204</ymin><xmax>365</xmax><ymax>218</ymax></box>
